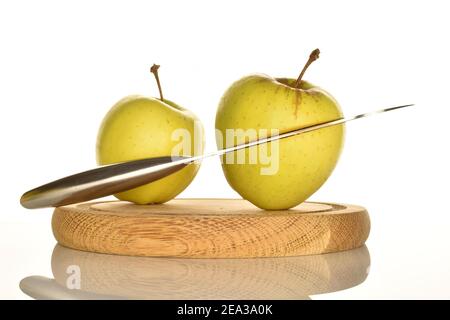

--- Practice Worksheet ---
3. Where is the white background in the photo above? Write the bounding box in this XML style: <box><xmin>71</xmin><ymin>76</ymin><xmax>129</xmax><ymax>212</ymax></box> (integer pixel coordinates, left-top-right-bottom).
<box><xmin>1</xmin><ymin>0</ymin><xmax>450</xmax><ymax>299</ymax></box>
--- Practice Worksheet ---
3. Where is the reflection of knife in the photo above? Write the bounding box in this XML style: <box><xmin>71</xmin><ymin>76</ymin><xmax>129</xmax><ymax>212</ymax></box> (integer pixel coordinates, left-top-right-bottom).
<box><xmin>20</xmin><ymin>104</ymin><xmax>413</xmax><ymax>209</ymax></box>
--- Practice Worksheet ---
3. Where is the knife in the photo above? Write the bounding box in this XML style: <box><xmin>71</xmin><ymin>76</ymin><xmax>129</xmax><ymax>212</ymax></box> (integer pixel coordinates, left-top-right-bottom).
<box><xmin>20</xmin><ymin>104</ymin><xmax>413</xmax><ymax>209</ymax></box>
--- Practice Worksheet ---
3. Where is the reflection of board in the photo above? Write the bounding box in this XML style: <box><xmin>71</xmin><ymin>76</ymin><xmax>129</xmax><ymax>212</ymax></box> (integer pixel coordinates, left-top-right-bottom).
<box><xmin>52</xmin><ymin>199</ymin><xmax>370</xmax><ymax>258</ymax></box>
<box><xmin>48</xmin><ymin>245</ymin><xmax>370</xmax><ymax>299</ymax></box>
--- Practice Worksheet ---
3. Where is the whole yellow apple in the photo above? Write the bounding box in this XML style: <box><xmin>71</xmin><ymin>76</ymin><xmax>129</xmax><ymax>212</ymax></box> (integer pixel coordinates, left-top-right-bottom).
<box><xmin>215</xmin><ymin>49</ymin><xmax>344</xmax><ymax>210</ymax></box>
<box><xmin>97</xmin><ymin>65</ymin><xmax>204</xmax><ymax>204</ymax></box>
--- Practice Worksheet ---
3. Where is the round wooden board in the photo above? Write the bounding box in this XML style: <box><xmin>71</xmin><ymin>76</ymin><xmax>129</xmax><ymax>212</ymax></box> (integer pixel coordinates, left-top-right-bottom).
<box><xmin>52</xmin><ymin>199</ymin><xmax>370</xmax><ymax>258</ymax></box>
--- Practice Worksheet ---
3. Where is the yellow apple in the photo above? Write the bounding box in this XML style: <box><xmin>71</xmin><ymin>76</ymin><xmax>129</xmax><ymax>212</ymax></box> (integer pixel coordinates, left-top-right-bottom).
<box><xmin>97</xmin><ymin>65</ymin><xmax>204</xmax><ymax>204</ymax></box>
<box><xmin>215</xmin><ymin>49</ymin><xmax>344</xmax><ymax>210</ymax></box>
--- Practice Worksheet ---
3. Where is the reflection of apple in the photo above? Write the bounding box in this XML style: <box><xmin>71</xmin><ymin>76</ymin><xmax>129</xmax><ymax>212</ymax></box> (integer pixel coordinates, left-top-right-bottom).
<box><xmin>96</xmin><ymin>65</ymin><xmax>204</xmax><ymax>204</ymax></box>
<box><xmin>216</xmin><ymin>49</ymin><xmax>344</xmax><ymax>210</ymax></box>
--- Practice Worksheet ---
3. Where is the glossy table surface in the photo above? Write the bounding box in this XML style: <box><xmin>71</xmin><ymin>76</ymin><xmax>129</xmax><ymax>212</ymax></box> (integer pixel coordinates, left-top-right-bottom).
<box><xmin>2</xmin><ymin>201</ymin><xmax>450</xmax><ymax>300</ymax></box>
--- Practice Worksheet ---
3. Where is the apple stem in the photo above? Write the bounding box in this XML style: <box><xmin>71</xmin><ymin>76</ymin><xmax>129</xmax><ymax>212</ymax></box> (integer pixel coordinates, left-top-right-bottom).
<box><xmin>295</xmin><ymin>49</ymin><xmax>320</xmax><ymax>88</ymax></box>
<box><xmin>150</xmin><ymin>64</ymin><xmax>164</xmax><ymax>101</ymax></box>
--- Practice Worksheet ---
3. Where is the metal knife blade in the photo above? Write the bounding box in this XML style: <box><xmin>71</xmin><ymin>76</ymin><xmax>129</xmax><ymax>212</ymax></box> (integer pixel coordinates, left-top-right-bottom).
<box><xmin>20</xmin><ymin>104</ymin><xmax>413</xmax><ymax>209</ymax></box>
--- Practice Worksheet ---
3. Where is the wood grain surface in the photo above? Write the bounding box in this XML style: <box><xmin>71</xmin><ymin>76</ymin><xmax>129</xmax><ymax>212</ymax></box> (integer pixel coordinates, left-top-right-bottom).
<box><xmin>52</xmin><ymin>199</ymin><xmax>370</xmax><ymax>258</ymax></box>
